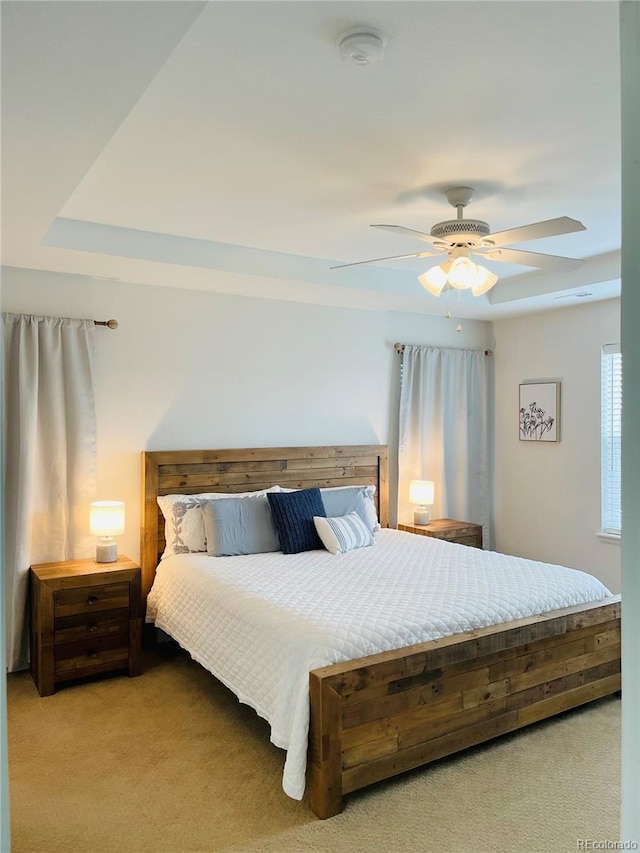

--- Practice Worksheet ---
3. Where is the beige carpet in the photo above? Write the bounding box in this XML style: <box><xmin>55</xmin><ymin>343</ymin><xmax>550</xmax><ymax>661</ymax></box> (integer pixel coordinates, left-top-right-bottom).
<box><xmin>8</xmin><ymin>645</ymin><xmax>620</xmax><ymax>853</ymax></box>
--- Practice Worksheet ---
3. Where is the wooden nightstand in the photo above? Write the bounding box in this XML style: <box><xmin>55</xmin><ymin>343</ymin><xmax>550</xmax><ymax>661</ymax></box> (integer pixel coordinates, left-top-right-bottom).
<box><xmin>398</xmin><ymin>519</ymin><xmax>483</xmax><ymax>549</ymax></box>
<box><xmin>30</xmin><ymin>555</ymin><xmax>142</xmax><ymax>696</ymax></box>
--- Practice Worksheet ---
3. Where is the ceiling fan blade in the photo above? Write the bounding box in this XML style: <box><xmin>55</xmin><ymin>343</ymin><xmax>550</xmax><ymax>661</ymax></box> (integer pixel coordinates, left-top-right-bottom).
<box><xmin>479</xmin><ymin>247</ymin><xmax>583</xmax><ymax>271</ymax></box>
<box><xmin>330</xmin><ymin>250</ymin><xmax>444</xmax><ymax>270</ymax></box>
<box><xmin>371</xmin><ymin>224</ymin><xmax>444</xmax><ymax>247</ymax></box>
<box><xmin>485</xmin><ymin>217</ymin><xmax>586</xmax><ymax>248</ymax></box>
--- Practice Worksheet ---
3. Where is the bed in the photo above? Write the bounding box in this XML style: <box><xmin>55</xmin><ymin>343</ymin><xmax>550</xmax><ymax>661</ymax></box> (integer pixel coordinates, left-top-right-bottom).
<box><xmin>141</xmin><ymin>445</ymin><xmax>621</xmax><ymax>819</ymax></box>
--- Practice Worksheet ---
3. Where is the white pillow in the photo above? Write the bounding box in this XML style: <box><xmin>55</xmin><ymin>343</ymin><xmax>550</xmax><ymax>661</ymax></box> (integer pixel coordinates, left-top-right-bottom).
<box><xmin>314</xmin><ymin>512</ymin><xmax>375</xmax><ymax>555</ymax></box>
<box><xmin>157</xmin><ymin>487</ymin><xmax>281</xmax><ymax>559</ymax></box>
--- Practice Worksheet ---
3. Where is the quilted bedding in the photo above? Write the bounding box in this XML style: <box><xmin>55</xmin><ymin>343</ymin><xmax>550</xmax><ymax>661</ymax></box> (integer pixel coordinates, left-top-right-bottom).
<box><xmin>146</xmin><ymin>528</ymin><xmax>611</xmax><ymax>799</ymax></box>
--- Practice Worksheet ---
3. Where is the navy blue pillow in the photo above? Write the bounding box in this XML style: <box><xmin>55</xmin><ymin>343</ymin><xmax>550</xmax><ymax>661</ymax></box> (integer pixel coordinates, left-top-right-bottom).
<box><xmin>267</xmin><ymin>488</ymin><xmax>326</xmax><ymax>554</ymax></box>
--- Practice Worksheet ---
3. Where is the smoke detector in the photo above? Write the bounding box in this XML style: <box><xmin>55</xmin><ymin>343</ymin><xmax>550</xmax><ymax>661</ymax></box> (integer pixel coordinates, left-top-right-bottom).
<box><xmin>338</xmin><ymin>28</ymin><xmax>386</xmax><ymax>65</ymax></box>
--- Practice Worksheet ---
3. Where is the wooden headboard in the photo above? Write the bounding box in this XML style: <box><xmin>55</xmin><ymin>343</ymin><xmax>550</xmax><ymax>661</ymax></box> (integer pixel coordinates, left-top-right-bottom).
<box><xmin>141</xmin><ymin>445</ymin><xmax>389</xmax><ymax>601</ymax></box>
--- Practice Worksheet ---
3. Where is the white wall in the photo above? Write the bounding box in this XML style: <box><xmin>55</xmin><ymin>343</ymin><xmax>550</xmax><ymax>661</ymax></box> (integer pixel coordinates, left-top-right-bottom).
<box><xmin>5</xmin><ymin>265</ymin><xmax>619</xmax><ymax>593</ymax></box>
<box><xmin>1</xmin><ymin>266</ymin><xmax>493</xmax><ymax>562</ymax></box>
<box><xmin>493</xmin><ymin>299</ymin><xmax>621</xmax><ymax>593</ymax></box>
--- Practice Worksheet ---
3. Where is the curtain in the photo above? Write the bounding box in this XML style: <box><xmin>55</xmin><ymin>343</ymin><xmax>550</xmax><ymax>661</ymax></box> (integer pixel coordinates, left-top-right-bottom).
<box><xmin>398</xmin><ymin>345</ymin><xmax>492</xmax><ymax>547</ymax></box>
<box><xmin>2</xmin><ymin>314</ymin><xmax>97</xmax><ymax>671</ymax></box>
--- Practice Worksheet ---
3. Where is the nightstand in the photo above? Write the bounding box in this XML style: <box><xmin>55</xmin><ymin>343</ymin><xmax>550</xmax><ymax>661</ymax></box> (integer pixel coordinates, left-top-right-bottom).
<box><xmin>398</xmin><ymin>519</ymin><xmax>483</xmax><ymax>549</ymax></box>
<box><xmin>30</xmin><ymin>555</ymin><xmax>142</xmax><ymax>696</ymax></box>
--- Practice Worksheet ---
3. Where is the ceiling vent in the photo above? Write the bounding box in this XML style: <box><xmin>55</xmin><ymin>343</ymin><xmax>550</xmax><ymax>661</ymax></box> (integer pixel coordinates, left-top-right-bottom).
<box><xmin>338</xmin><ymin>29</ymin><xmax>386</xmax><ymax>65</ymax></box>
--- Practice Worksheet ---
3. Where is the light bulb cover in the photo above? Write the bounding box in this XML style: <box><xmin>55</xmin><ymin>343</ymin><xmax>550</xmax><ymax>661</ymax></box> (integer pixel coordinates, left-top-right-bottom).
<box><xmin>417</xmin><ymin>251</ymin><xmax>499</xmax><ymax>297</ymax></box>
<box><xmin>470</xmin><ymin>265</ymin><xmax>499</xmax><ymax>296</ymax></box>
<box><xmin>418</xmin><ymin>265</ymin><xmax>447</xmax><ymax>296</ymax></box>
<box><xmin>447</xmin><ymin>256</ymin><xmax>478</xmax><ymax>289</ymax></box>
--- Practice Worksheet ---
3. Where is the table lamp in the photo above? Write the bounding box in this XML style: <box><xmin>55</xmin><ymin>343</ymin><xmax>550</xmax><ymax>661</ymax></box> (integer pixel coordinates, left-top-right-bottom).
<box><xmin>409</xmin><ymin>480</ymin><xmax>434</xmax><ymax>525</ymax></box>
<box><xmin>90</xmin><ymin>500</ymin><xmax>125</xmax><ymax>562</ymax></box>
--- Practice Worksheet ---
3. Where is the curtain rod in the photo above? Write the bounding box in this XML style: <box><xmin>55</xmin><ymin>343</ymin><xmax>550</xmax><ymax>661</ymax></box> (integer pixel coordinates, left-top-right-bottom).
<box><xmin>94</xmin><ymin>319</ymin><xmax>118</xmax><ymax>330</ymax></box>
<box><xmin>394</xmin><ymin>342</ymin><xmax>493</xmax><ymax>357</ymax></box>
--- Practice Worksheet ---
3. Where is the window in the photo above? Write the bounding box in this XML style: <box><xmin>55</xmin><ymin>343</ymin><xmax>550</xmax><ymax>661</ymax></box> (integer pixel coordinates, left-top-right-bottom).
<box><xmin>601</xmin><ymin>344</ymin><xmax>622</xmax><ymax>535</ymax></box>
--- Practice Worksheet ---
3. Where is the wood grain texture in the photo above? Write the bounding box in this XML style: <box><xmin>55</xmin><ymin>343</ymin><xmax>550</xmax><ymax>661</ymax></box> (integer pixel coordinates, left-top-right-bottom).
<box><xmin>30</xmin><ymin>556</ymin><xmax>142</xmax><ymax>696</ymax></box>
<box><xmin>309</xmin><ymin>596</ymin><xmax>620</xmax><ymax>812</ymax></box>
<box><xmin>141</xmin><ymin>445</ymin><xmax>389</xmax><ymax>602</ymax></box>
<box><xmin>140</xmin><ymin>445</ymin><xmax>620</xmax><ymax>820</ymax></box>
<box><xmin>398</xmin><ymin>519</ymin><xmax>483</xmax><ymax>548</ymax></box>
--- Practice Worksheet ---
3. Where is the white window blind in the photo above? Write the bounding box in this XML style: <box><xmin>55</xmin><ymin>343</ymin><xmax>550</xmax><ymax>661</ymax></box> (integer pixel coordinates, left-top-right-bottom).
<box><xmin>601</xmin><ymin>343</ymin><xmax>622</xmax><ymax>535</ymax></box>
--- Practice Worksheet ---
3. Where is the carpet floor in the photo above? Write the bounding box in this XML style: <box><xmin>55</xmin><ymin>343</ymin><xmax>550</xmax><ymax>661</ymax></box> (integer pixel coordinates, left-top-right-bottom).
<box><xmin>8</xmin><ymin>645</ymin><xmax>620</xmax><ymax>853</ymax></box>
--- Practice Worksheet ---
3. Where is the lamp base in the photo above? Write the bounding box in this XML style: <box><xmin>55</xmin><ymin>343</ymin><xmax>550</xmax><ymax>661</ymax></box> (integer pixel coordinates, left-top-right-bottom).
<box><xmin>96</xmin><ymin>538</ymin><xmax>117</xmax><ymax>563</ymax></box>
<box><xmin>414</xmin><ymin>509</ymin><xmax>431</xmax><ymax>526</ymax></box>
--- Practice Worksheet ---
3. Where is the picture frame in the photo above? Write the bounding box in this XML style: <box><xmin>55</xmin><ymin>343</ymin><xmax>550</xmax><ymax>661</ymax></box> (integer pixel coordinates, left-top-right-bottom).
<box><xmin>519</xmin><ymin>381</ymin><xmax>560</xmax><ymax>442</ymax></box>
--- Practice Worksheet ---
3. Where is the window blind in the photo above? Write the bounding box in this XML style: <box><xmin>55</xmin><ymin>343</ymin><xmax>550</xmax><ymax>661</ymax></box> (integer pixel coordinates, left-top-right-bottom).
<box><xmin>601</xmin><ymin>343</ymin><xmax>622</xmax><ymax>535</ymax></box>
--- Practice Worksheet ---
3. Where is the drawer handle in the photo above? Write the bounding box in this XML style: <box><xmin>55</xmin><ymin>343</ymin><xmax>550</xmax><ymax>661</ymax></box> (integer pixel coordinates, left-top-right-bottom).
<box><xmin>87</xmin><ymin>595</ymin><xmax>98</xmax><ymax>606</ymax></box>
<box><xmin>88</xmin><ymin>623</ymin><xmax>98</xmax><ymax>633</ymax></box>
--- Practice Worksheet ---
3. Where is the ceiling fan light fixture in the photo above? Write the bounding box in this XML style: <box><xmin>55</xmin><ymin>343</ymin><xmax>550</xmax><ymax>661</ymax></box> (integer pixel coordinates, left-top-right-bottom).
<box><xmin>418</xmin><ymin>263</ymin><xmax>448</xmax><ymax>296</ymax></box>
<box><xmin>447</xmin><ymin>255</ymin><xmax>477</xmax><ymax>289</ymax></box>
<box><xmin>332</xmin><ymin>186</ymin><xmax>584</xmax><ymax>298</ymax></box>
<box><xmin>471</xmin><ymin>266</ymin><xmax>499</xmax><ymax>296</ymax></box>
<box><xmin>416</xmin><ymin>254</ymin><xmax>498</xmax><ymax>297</ymax></box>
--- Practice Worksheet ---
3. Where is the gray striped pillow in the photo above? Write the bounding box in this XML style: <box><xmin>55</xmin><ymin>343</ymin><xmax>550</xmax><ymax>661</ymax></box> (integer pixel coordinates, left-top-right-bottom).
<box><xmin>313</xmin><ymin>512</ymin><xmax>374</xmax><ymax>555</ymax></box>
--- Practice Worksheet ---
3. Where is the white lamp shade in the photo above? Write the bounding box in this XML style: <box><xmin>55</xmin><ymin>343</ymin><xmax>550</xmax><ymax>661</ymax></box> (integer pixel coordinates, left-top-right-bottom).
<box><xmin>471</xmin><ymin>265</ymin><xmax>499</xmax><ymax>296</ymax></box>
<box><xmin>447</xmin><ymin>256</ymin><xmax>477</xmax><ymax>289</ymax></box>
<box><xmin>417</xmin><ymin>252</ymin><xmax>500</xmax><ymax>298</ymax></box>
<box><xmin>409</xmin><ymin>480</ymin><xmax>435</xmax><ymax>506</ymax></box>
<box><xmin>90</xmin><ymin>501</ymin><xmax>125</xmax><ymax>537</ymax></box>
<box><xmin>418</xmin><ymin>265</ymin><xmax>447</xmax><ymax>296</ymax></box>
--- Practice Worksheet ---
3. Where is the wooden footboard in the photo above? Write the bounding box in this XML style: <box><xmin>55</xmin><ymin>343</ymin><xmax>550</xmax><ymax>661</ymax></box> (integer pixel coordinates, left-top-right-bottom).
<box><xmin>140</xmin><ymin>446</ymin><xmax>620</xmax><ymax>820</ymax></box>
<box><xmin>308</xmin><ymin>595</ymin><xmax>621</xmax><ymax>819</ymax></box>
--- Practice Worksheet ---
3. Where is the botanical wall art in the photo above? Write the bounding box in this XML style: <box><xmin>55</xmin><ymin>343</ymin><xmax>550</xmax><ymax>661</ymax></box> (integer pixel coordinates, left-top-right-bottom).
<box><xmin>519</xmin><ymin>381</ymin><xmax>560</xmax><ymax>442</ymax></box>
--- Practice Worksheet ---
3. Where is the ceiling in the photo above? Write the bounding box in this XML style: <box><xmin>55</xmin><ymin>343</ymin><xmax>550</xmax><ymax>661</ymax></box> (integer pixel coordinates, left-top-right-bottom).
<box><xmin>1</xmin><ymin>1</ymin><xmax>622</xmax><ymax>320</ymax></box>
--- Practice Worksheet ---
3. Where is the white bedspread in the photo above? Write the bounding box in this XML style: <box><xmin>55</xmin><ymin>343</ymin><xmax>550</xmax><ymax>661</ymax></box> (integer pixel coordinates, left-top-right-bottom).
<box><xmin>146</xmin><ymin>529</ymin><xmax>611</xmax><ymax>799</ymax></box>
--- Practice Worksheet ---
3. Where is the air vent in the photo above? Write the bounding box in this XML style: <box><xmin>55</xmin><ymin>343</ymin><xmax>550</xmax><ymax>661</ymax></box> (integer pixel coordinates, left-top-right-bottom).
<box><xmin>430</xmin><ymin>218</ymin><xmax>491</xmax><ymax>241</ymax></box>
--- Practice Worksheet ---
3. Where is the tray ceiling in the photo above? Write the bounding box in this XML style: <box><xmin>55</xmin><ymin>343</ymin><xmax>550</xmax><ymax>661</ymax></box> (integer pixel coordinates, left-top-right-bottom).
<box><xmin>1</xmin><ymin>1</ymin><xmax>621</xmax><ymax>319</ymax></box>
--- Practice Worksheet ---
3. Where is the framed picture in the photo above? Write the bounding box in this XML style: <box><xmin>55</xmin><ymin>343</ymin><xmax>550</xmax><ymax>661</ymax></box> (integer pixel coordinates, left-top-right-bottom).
<box><xmin>519</xmin><ymin>381</ymin><xmax>560</xmax><ymax>442</ymax></box>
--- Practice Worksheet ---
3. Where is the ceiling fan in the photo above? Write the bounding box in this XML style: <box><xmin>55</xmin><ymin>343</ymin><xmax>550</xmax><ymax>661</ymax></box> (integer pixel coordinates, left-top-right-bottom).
<box><xmin>330</xmin><ymin>187</ymin><xmax>586</xmax><ymax>296</ymax></box>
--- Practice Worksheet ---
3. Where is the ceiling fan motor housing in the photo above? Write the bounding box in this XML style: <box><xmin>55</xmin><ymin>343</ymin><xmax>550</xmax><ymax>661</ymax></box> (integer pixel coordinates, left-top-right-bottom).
<box><xmin>430</xmin><ymin>218</ymin><xmax>491</xmax><ymax>245</ymax></box>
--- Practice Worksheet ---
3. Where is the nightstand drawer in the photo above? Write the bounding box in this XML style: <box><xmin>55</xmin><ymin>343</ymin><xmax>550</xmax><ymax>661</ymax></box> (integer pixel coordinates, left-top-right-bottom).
<box><xmin>31</xmin><ymin>556</ymin><xmax>141</xmax><ymax>695</ymax></box>
<box><xmin>55</xmin><ymin>635</ymin><xmax>129</xmax><ymax>680</ymax></box>
<box><xmin>54</xmin><ymin>608</ymin><xmax>130</xmax><ymax>645</ymax></box>
<box><xmin>54</xmin><ymin>582</ymin><xmax>129</xmax><ymax>617</ymax></box>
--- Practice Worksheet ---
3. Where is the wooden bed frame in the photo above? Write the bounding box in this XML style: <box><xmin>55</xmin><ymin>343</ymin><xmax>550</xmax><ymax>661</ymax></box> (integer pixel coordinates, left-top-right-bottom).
<box><xmin>141</xmin><ymin>445</ymin><xmax>621</xmax><ymax>819</ymax></box>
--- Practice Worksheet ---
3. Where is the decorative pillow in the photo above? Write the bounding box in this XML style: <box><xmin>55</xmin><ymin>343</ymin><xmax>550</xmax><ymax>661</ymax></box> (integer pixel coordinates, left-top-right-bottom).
<box><xmin>157</xmin><ymin>494</ymin><xmax>206</xmax><ymax>558</ymax></box>
<box><xmin>266</xmin><ymin>488</ymin><xmax>326</xmax><ymax>554</ymax></box>
<box><xmin>321</xmin><ymin>485</ymin><xmax>380</xmax><ymax>533</ymax></box>
<box><xmin>202</xmin><ymin>495</ymin><xmax>281</xmax><ymax>557</ymax></box>
<box><xmin>314</xmin><ymin>512</ymin><xmax>375</xmax><ymax>555</ymax></box>
<box><xmin>277</xmin><ymin>484</ymin><xmax>380</xmax><ymax>533</ymax></box>
<box><xmin>157</xmin><ymin>487</ymin><xmax>281</xmax><ymax>559</ymax></box>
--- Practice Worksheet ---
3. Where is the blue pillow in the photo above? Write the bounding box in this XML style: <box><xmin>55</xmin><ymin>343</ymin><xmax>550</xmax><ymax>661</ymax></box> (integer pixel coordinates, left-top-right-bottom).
<box><xmin>321</xmin><ymin>486</ymin><xmax>379</xmax><ymax>533</ymax></box>
<box><xmin>267</xmin><ymin>488</ymin><xmax>326</xmax><ymax>554</ymax></box>
<box><xmin>201</xmin><ymin>496</ymin><xmax>281</xmax><ymax>556</ymax></box>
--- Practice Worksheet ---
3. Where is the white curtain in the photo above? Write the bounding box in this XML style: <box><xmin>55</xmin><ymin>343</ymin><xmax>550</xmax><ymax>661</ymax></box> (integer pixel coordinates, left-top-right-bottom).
<box><xmin>398</xmin><ymin>345</ymin><xmax>492</xmax><ymax>546</ymax></box>
<box><xmin>2</xmin><ymin>314</ymin><xmax>97</xmax><ymax>671</ymax></box>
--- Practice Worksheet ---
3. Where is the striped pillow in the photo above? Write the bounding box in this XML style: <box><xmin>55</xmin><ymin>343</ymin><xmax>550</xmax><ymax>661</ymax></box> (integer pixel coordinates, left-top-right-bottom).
<box><xmin>314</xmin><ymin>512</ymin><xmax>374</xmax><ymax>555</ymax></box>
